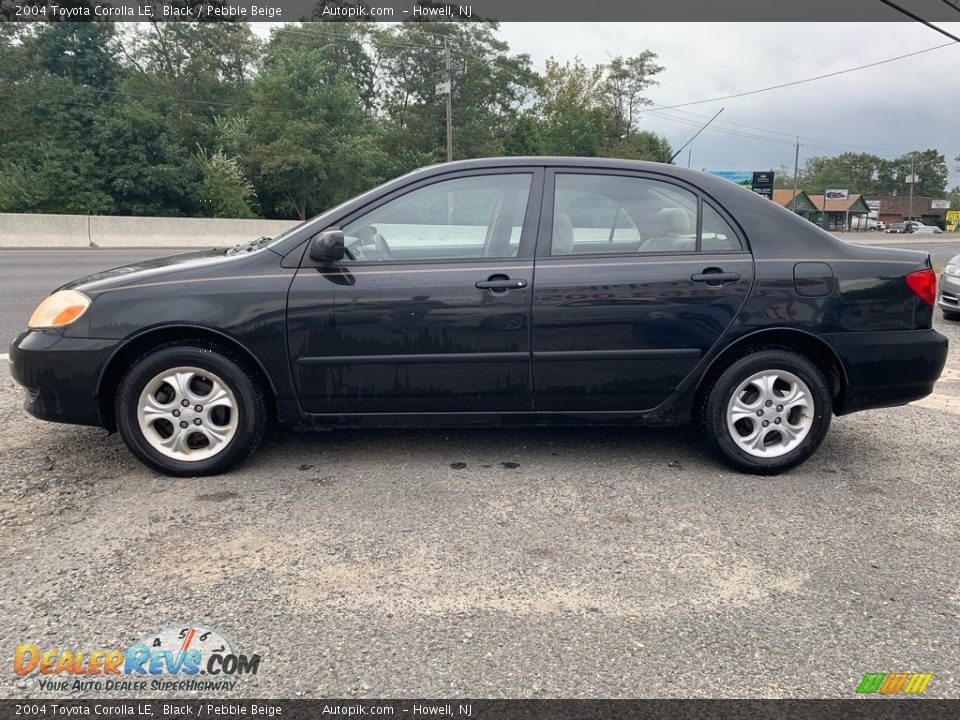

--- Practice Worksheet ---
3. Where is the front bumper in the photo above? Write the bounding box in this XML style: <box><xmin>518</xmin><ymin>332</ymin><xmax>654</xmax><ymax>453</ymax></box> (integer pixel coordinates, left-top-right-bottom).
<box><xmin>9</xmin><ymin>329</ymin><xmax>120</xmax><ymax>427</ymax></box>
<box><xmin>824</xmin><ymin>328</ymin><xmax>948</xmax><ymax>415</ymax></box>
<box><xmin>938</xmin><ymin>272</ymin><xmax>960</xmax><ymax>314</ymax></box>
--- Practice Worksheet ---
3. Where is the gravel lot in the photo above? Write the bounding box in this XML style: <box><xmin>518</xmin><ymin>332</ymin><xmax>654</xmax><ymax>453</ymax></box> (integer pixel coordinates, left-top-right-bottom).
<box><xmin>1</xmin><ymin>316</ymin><xmax>959</xmax><ymax>699</ymax></box>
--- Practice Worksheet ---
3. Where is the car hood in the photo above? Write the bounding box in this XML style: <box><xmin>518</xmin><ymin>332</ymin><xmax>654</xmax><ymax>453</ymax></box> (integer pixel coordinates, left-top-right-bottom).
<box><xmin>58</xmin><ymin>247</ymin><xmax>268</xmax><ymax>294</ymax></box>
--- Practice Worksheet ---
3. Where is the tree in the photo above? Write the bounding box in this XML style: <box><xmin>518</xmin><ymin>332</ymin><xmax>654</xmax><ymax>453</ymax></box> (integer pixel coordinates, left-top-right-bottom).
<box><xmin>889</xmin><ymin>149</ymin><xmax>948</xmax><ymax>198</ymax></box>
<box><xmin>93</xmin><ymin>101</ymin><xmax>201</xmax><ymax>216</ymax></box>
<box><xmin>601</xmin><ymin>52</ymin><xmax>663</xmax><ymax>140</ymax></box>
<box><xmin>947</xmin><ymin>185</ymin><xmax>960</xmax><ymax>210</ymax></box>
<box><xmin>801</xmin><ymin>152</ymin><xmax>887</xmax><ymax>196</ymax></box>
<box><xmin>33</xmin><ymin>22</ymin><xmax>122</xmax><ymax>90</ymax></box>
<box><xmin>195</xmin><ymin>147</ymin><xmax>256</xmax><ymax>218</ymax></box>
<box><xmin>245</xmin><ymin>25</ymin><xmax>382</xmax><ymax>219</ymax></box>
<box><xmin>373</xmin><ymin>20</ymin><xmax>539</xmax><ymax>168</ymax></box>
<box><xmin>531</xmin><ymin>55</ymin><xmax>670</xmax><ymax>161</ymax></box>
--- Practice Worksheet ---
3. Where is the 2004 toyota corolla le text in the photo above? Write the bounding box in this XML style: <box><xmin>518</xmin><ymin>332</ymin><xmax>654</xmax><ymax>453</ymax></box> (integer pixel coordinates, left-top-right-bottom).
<box><xmin>9</xmin><ymin>158</ymin><xmax>949</xmax><ymax>476</ymax></box>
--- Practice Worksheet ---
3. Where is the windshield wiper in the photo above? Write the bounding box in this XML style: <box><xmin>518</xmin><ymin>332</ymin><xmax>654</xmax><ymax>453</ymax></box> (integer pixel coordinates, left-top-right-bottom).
<box><xmin>226</xmin><ymin>236</ymin><xmax>271</xmax><ymax>256</ymax></box>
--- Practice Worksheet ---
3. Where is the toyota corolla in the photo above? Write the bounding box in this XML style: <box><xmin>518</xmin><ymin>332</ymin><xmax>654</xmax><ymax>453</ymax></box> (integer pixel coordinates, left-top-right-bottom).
<box><xmin>9</xmin><ymin>158</ymin><xmax>949</xmax><ymax>476</ymax></box>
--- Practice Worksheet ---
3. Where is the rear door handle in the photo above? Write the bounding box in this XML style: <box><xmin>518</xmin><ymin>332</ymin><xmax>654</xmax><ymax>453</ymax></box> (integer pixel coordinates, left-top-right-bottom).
<box><xmin>476</xmin><ymin>277</ymin><xmax>527</xmax><ymax>291</ymax></box>
<box><xmin>691</xmin><ymin>271</ymin><xmax>740</xmax><ymax>285</ymax></box>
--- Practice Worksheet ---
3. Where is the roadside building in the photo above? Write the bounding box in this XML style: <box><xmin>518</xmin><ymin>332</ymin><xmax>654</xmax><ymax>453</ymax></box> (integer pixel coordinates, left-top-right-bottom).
<box><xmin>866</xmin><ymin>195</ymin><xmax>948</xmax><ymax>227</ymax></box>
<box><xmin>807</xmin><ymin>193</ymin><xmax>871</xmax><ymax>231</ymax></box>
<box><xmin>772</xmin><ymin>189</ymin><xmax>817</xmax><ymax>220</ymax></box>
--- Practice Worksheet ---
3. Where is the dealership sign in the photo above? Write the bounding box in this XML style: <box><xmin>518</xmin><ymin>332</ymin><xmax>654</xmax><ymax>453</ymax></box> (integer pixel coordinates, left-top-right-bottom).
<box><xmin>825</xmin><ymin>189</ymin><xmax>850</xmax><ymax>200</ymax></box>
<box><xmin>709</xmin><ymin>170</ymin><xmax>776</xmax><ymax>199</ymax></box>
<box><xmin>931</xmin><ymin>199</ymin><xmax>950</xmax><ymax>209</ymax></box>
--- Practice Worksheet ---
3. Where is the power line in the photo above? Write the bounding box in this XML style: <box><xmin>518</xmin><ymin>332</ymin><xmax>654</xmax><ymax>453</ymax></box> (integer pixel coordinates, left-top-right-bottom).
<box><xmin>645</xmin><ymin>40</ymin><xmax>957</xmax><ymax>112</ymax></box>
<box><xmin>644</xmin><ymin>105</ymin><xmax>911</xmax><ymax>153</ymax></box>
<box><xmin>876</xmin><ymin>0</ymin><xmax>960</xmax><ymax>42</ymax></box>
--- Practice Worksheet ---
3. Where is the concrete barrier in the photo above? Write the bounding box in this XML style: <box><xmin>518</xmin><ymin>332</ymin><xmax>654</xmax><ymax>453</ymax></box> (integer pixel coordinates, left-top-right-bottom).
<box><xmin>0</xmin><ymin>213</ymin><xmax>299</xmax><ymax>248</ymax></box>
<box><xmin>0</xmin><ymin>213</ymin><xmax>90</xmax><ymax>248</ymax></box>
<box><xmin>0</xmin><ymin>213</ymin><xmax>956</xmax><ymax>249</ymax></box>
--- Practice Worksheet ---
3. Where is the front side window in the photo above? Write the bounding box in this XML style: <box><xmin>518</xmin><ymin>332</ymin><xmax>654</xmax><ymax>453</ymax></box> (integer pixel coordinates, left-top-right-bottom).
<box><xmin>342</xmin><ymin>174</ymin><xmax>532</xmax><ymax>262</ymax></box>
<box><xmin>551</xmin><ymin>174</ymin><xmax>742</xmax><ymax>256</ymax></box>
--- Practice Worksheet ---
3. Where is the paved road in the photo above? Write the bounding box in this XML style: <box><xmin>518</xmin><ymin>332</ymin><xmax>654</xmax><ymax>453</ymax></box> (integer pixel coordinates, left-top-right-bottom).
<box><xmin>1</xmin><ymin>249</ymin><xmax>182</xmax><ymax>348</ymax></box>
<box><xmin>1</xmin><ymin>310</ymin><xmax>959</xmax><ymax>697</ymax></box>
<box><xmin>3</xmin><ymin>241</ymin><xmax>960</xmax><ymax>347</ymax></box>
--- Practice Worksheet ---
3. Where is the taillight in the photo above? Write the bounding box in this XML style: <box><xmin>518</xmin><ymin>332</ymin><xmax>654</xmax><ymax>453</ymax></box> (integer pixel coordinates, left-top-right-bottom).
<box><xmin>905</xmin><ymin>268</ymin><xmax>937</xmax><ymax>306</ymax></box>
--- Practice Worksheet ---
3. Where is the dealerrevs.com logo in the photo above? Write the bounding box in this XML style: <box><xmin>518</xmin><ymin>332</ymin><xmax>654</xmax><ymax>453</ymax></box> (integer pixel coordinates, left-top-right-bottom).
<box><xmin>13</xmin><ymin>625</ymin><xmax>261</xmax><ymax>692</ymax></box>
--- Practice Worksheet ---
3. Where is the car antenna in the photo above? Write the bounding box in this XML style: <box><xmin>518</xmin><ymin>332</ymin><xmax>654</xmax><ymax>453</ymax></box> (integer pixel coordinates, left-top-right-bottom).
<box><xmin>669</xmin><ymin>108</ymin><xmax>725</xmax><ymax>164</ymax></box>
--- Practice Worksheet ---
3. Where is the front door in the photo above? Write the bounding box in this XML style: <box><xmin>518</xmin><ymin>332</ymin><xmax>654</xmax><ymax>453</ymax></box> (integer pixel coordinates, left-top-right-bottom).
<box><xmin>288</xmin><ymin>170</ymin><xmax>542</xmax><ymax>415</ymax></box>
<box><xmin>532</xmin><ymin>170</ymin><xmax>754</xmax><ymax>412</ymax></box>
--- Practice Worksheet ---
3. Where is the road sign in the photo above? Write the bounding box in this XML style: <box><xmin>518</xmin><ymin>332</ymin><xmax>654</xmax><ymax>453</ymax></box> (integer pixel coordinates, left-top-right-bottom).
<box><xmin>751</xmin><ymin>171</ymin><xmax>774</xmax><ymax>200</ymax></box>
<box><xmin>708</xmin><ymin>170</ymin><xmax>775</xmax><ymax>199</ymax></box>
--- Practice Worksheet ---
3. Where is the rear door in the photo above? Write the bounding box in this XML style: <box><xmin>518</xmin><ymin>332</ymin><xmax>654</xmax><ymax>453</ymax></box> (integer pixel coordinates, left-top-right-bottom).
<box><xmin>287</xmin><ymin>168</ymin><xmax>542</xmax><ymax>415</ymax></box>
<box><xmin>531</xmin><ymin>169</ymin><xmax>754</xmax><ymax>412</ymax></box>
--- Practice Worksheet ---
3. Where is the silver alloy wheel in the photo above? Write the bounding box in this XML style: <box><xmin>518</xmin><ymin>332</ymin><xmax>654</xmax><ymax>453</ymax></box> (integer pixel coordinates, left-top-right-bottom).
<box><xmin>137</xmin><ymin>366</ymin><xmax>239</xmax><ymax>462</ymax></box>
<box><xmin>725</xmin><ymin>369</ymin><xmax>814</xmax><ymax>458</ymax></box>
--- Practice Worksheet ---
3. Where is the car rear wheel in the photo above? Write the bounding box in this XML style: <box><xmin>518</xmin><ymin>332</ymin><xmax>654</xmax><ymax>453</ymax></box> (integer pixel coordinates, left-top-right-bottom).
<box><xmin>115</xmin><ymin>345</ymin><xmax>266</xmax><ymax>476</ymax></box>
<box><xmin>698</xmin><ymin>349</ymin><xmax>832</xmax><ymax>475</ymax></box>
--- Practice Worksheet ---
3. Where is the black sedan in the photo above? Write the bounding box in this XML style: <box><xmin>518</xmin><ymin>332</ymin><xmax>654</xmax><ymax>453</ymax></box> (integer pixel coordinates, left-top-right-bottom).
<box><xmin>9</xmin><ymin>158</ymin><xmax>949</xmax><ymax>476</ymax></box>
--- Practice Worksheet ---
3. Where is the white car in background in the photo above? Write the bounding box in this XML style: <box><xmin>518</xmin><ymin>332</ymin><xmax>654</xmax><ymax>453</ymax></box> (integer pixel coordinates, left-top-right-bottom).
<box><xmin>850</xmin><ymin>217</ymin><xmax>885</xmax><ymax>231</ymax></box>
<box><xmin>911</xmin><ymin>225</ymin><xmax>944</xmax><ymax>235</ymax></box>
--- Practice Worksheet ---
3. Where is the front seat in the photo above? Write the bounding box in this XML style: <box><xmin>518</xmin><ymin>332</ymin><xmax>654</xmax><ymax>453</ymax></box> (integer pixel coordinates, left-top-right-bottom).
<box><xmin>552</xmin><ymin>212</ymin><xmax>575</xmax><ymax>255</ymax></box>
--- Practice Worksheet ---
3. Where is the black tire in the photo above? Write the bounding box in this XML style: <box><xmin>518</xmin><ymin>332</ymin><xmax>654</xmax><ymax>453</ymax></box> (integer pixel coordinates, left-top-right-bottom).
<box><xmin>115</xmin><ymin>344</ymin><xmax>267</xmax><ymax>477</ymax></box>
<box><xmin>942</xmin><ymin>309</ymin><xmax>960</xmax><ymax>322</ymax></box>
<box><xmin>697</xmin><ymin>348</ymin><xmax>832</xmax><ymax>475</ymax></box>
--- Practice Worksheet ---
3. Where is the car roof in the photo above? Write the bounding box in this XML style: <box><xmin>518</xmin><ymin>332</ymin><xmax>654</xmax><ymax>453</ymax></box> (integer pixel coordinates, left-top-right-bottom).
<box><xmin>405</xmin><ymin>156</ymin><xmax>757</xmax><ymax>203</ymax></box>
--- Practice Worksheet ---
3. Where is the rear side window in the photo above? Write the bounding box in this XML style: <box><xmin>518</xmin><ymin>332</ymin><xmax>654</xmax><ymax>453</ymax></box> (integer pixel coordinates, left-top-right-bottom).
<box><xmin>551</xmin><ymin>174</ymin><xmax>742</xmax><ymax>256</ymax></box>
<box><xmin>700</xmin><ymin>202</ymin><xmax>741</xmax><ymax>252</ymax></box>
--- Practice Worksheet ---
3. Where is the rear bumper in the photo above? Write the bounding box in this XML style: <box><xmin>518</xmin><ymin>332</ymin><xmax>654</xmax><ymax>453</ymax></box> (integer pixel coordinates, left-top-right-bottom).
<box><xmin>9</xmin><ymin>329</ymin><xmax>118</xmax><ymax>427</ymax></box>
<box><xmin>824</xmin><ymin>328</ymin><xmax>948</xmax><ymax>415</ymax></box>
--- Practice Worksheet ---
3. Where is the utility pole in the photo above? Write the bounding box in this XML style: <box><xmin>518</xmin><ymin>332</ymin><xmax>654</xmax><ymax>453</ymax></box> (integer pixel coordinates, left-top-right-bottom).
<box><xmin>444</xmin><ymin>39</ymin><xmax>453</xmax><ymax>163</ymax></box>
<box><xmin>434</xmin><ymin>40</ymin><xmax>463</xmax><ymax>163</ymax></box>
<box><xmin>909</xmin><ymin>152</ymin><xmax>915</xmax><ymax>220</ymax></box>
<box><xmin>792</xmin><ymin>136</ymin><xmax>800</xmax><ymax>213</ymax></box>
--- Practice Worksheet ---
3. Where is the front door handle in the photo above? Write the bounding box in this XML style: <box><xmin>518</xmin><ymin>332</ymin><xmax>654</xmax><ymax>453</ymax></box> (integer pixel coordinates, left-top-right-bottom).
<box><xmin>476</xmin><ymin>276</ymin><xmax>527</xmax><ymax>292</ymax></box>
<box><xmin>691</xmin><ymin>269</ymin><xmax>740</xmax><ymax>286</ymax></box>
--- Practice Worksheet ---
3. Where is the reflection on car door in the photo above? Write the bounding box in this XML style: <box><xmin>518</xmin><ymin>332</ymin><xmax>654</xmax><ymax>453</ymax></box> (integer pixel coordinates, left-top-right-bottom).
<box><xmin>287</xmin><ymin>169</ymin><xmax>542</xmax><ymax>415</ymax></box>
<box><xmin>531</xmin><ymin>170</ymin><xmax>755</xmax><ymax>412</ymax></box>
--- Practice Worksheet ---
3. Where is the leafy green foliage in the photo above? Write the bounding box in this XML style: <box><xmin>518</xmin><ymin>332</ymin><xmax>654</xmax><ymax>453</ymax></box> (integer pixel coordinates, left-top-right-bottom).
<box><xmin>793</xmin><ymin>150</ymin><xmax>949</xmax><ymax>198</ymax></box>
<box><xmin>0</xmin><ymin>20</ymin><xmax>671</xmax><ymax>219</ymax></box>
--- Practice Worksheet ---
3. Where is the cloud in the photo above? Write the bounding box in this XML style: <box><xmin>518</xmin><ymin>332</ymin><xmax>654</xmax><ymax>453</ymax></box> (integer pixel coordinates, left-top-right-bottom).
<box><xmin>499</xmin><ymin>22</ymin><xmax>960</xmax><ymax>188</ymax></box>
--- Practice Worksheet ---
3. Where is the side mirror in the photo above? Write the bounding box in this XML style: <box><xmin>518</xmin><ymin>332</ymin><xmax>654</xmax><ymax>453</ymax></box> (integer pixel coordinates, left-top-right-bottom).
<box><xmin>310</xmin><ymin>229</ymin><xmax>345</xmax><ymax>262</ymax></box>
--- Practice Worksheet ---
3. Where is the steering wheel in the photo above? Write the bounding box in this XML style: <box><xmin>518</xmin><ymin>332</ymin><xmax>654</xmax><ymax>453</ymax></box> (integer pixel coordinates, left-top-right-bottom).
<box><xmin>372</xmin><ymin>232</ymin><xmax>394</xmax><ymax>261</ymax></box>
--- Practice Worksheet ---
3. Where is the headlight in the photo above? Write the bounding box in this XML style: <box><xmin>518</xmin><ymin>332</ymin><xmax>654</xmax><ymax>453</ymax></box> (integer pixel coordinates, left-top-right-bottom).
<box><xmin>944</xmin><ymin>263</ymin><xmax>960</xmax><ymax>278</ymax></box>
<box><xmin>28</xmin><ymin>290</ymin><xmax>91</xmax><ymax>329</ymax></box>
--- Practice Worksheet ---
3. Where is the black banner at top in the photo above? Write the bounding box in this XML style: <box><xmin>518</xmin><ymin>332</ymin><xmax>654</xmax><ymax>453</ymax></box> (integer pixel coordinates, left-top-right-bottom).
<box><xmin>4</xmin><ymin>0</ymin><xmax>960</xmax><ymax>22</ymax></box>
<box><xmin>0</xmin><ymin>699</ymin><xmax>959</xmax><ymax>720</ymax></box>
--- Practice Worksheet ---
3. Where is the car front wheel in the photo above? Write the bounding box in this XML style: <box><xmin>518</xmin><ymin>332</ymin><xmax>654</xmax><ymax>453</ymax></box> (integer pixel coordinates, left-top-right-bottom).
<box><xmin>115</xmin><ymin>345</ymin><xmax>267</xmax><ymax>476</ymax></box>
<box><xmin>698</xmin><ymin>349</ymin><xmax>832</xmax><ymax>475</ymax></box>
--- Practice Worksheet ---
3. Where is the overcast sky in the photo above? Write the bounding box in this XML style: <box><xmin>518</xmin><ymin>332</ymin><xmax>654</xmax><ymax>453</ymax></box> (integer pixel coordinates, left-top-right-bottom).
<box><xmin>495</xmin><ymin>22</ymin><xmax>960</xmax><ymax>190</ymax></box>
<box><xmin>255</xmin><ymin>21</ymin><xmax>960</xmax><ymax>190</ymax></box>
